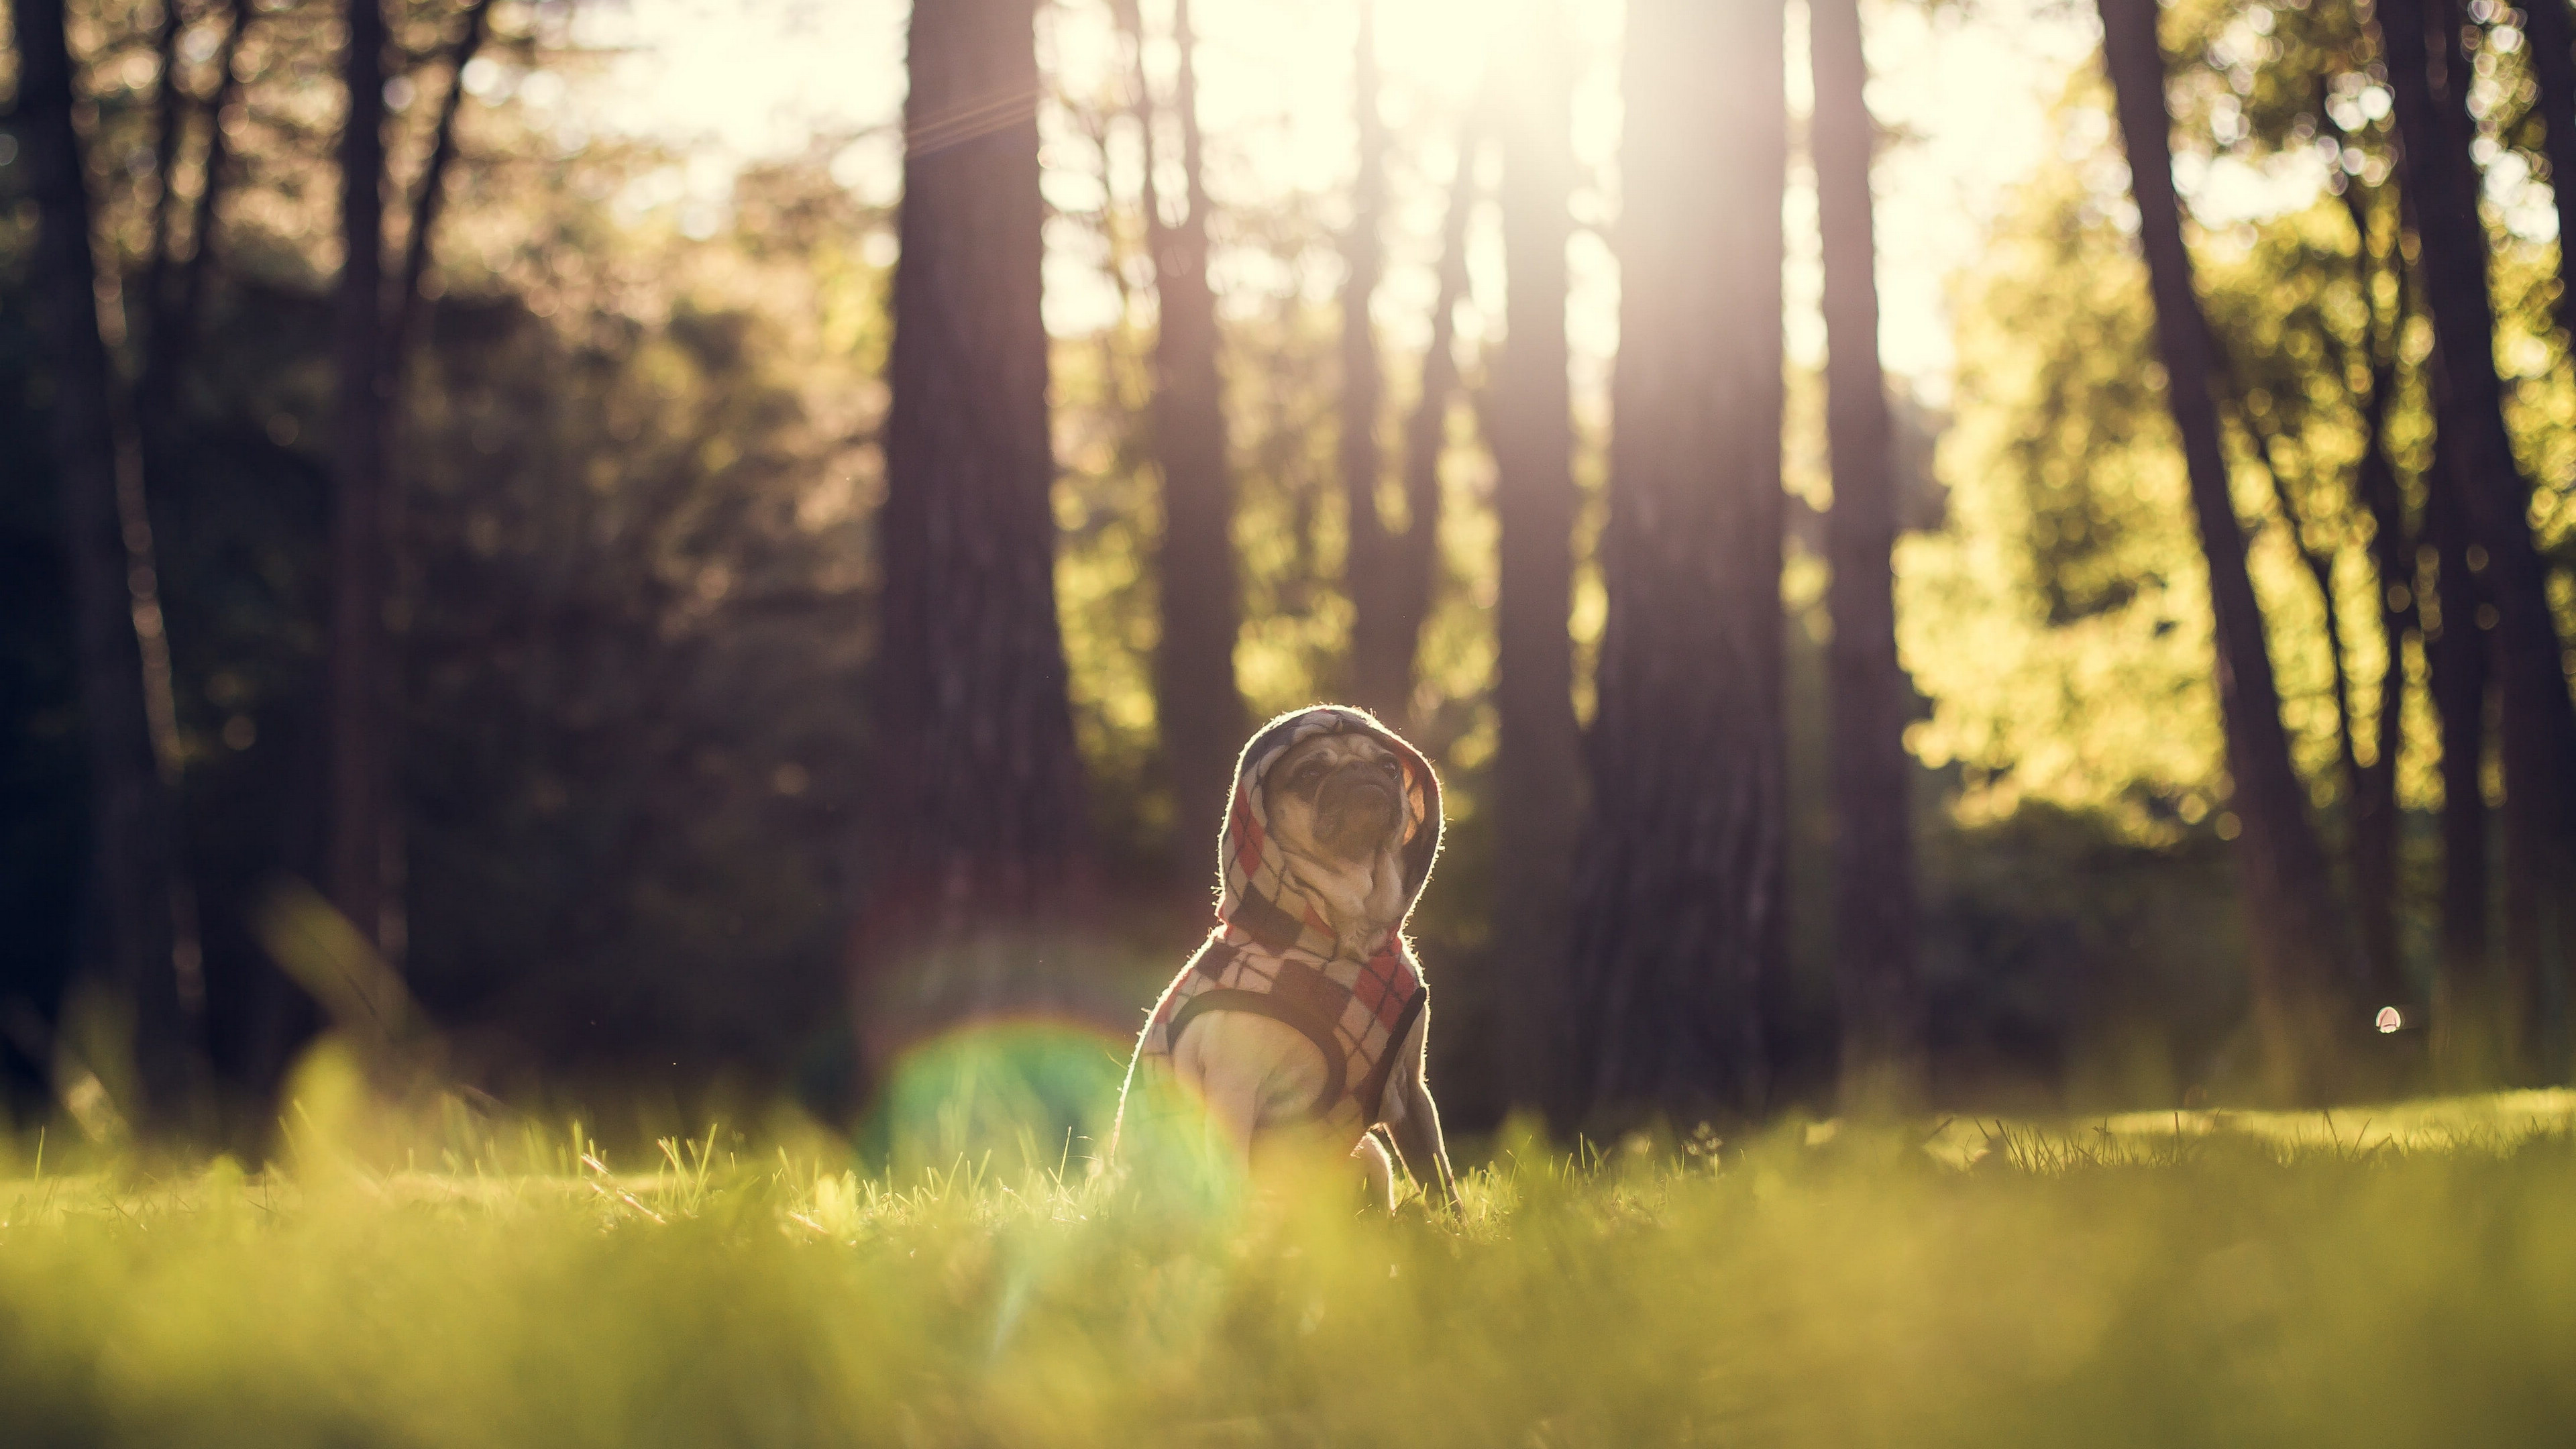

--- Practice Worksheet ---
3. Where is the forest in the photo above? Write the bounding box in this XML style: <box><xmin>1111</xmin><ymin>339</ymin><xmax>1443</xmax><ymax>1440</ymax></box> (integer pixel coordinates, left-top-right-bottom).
<box><xmin>17</xmin><ymin>1</ymin><xmax>2576</xmax><ymax>1444</ymax></box>
<box><xmin>6</xmin><ymin>0</ymin><xmax>2576</xmax><ymax>1155</ymax></box>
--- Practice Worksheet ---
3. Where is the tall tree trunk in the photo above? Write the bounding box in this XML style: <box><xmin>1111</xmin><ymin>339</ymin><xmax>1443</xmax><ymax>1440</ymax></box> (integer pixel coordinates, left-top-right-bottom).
<box><xmin>2349</xmin><ymin>357</ymin><xmax>2412</xmax><ymax>1011</ymax></box>
<box><xmin>2516</xmin><ymin>0</ymin><xmax>2576</xmax><ymax>350</ymax></box>
<box><xmin>1562</xmin><ymin>0</ymin><xmax>1788</xmax><ymax>1125</ymax></box>
<box><xmin>2230</xmin><ymin>388</ymin><xmax>2400</xmax><ymax>1007</ymax></box>
<box><xmin>2101</xmin><ymin>0</ymin><xmax>2357</xmax><ymax>1102</ymax></box>
<box><xmin>13</xmin><ymin>0</ymin><xmax>195</xmax><ymax>1127</ymax></box>
<box><xmin>1813</xmin><ymin>0</ymin><xmax>1925</xmax><ymax>1114</ymax></box>
<box><xmin>865</xmin><ymin>0</ymin><xmax>1089</xmax><ymax>1058</ymax></box>
<box><xmin>140</xmin><ymin>0</ymin><xmax>254</xmax><ymax>421</ymax></box>
<box><xmin>2379</xmin><ymin>0</ymin><xmax>2576</xmax><ymax>1081</ymax></box>
<box><xmin>1340</xmin><ymin>0</ymin><xmax>1395</xmax><ymax>718</ymax></box>
<box><xmin>1119</xmin><ymin>0</ymin><xmax>1245</xmax><ymax>848</ymax></box>
<box><xmin>1369</xmin><ymin>118</ymin><xmax>1482</xmax><ymax>729</ymax></box>
<box><xmin>1488</xmin><ymin>2</ymin><xmax>1585</xmax><ymax>1111</ymax></box>
<box><xmin>142</xmin><ymin>0</ymin><xmax>188</xmax><ymax>356</ymax></box>
<box><xmin>392</xmin><ymin>0</ymin><xmax>497</xmax><ymax>369</ymax></box>
<box><xmin>2426</xmin><ymin>452</ymin><xmax>2498</xmax><ymax>1082</ymax></box>
<box><xmin>364</xmin><ymin>0</ymin><xmax>498</xmax><ymax>969</ymax></box>
<box><xmin>1489</xmin><ymin>4</ymin><xmax>1584</xmax><ymax>1112</ymax></box>
<box><xmin>2337</xmin><ymin>175</ymin><xmax>2414</xmax><ymax>1014</ymax></box>
<box><xmin>329</xmin><ymin>0</ymin><xmax>392</xmax><ymax>955</ymax></box>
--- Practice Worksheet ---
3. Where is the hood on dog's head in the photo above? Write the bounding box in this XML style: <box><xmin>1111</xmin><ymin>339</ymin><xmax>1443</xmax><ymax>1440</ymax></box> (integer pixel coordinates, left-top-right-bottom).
<box><xmin>1212</xmin><ymin>706</ymin><xmax>1442</xmax><ymax>952</ymax></box>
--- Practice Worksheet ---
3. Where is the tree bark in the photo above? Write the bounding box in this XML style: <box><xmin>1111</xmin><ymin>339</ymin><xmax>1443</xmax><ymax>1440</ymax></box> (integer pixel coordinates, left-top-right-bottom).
<box><xmin>1813</xmin><ymin>0</ymin><xmax>1926</xmax><ymax>1115</ymax></box>
<box><xmin>2347</xmin><ymin>356</ymin><xmax>2413</xmax><ymax>1010</ymax></box>
<box><xmin>392</xmin><ymin>0</ymin><xmax>498</xmax><ymax>369</ymax></box>
<box><xmin>13</xmin><ymin>0</ymin><xmax>195</xmax><ymax>1127</ymax></box>
<box><xmin>2426</xmin><ymin>449</ymin><xmax>2499</xmax><ymax>1082</ymax></box>
<box><xmin>1489</xmin><ymin>3</ymin><xmax>1585</xmax><ymax>1110</ymax></box>
<box><xmin>2229</xmin><ymin>385</ymin><xmax>2402</xmax><ymax>1006</ymax></box>
<box><xmin>1120</xmin><ymin>0</ymin><xmax>1246</xmax><ymax>847</ymax></box>
<box><xmin>140</xmin><ymin>0</ymin><xmax>254</xmax><ymax>421</ymax></box>
<box><xmin>2337</xmin><ymin>176</ymin><xmax>2414</xmax><ymax>1014</ymax></box>
<box><xmin>2516</xmin><ymin>0</ymin><xmax>2576</xmax><ymax>350</ymax></box>
<box><xmin>2101</xmin><ymin>0</ymin><xmax>2357</xmax><ymax>1102</ymax></box>
<box><xmin>866</xmin><ymin>0</ymin><xmax>1090</xmax><ymax>1047</ymax></box>
<box><xmin>1562</xmin><ymin>0</ymin><xmax>1788</xmax><ymax>1126</ymax></box>
<box><xmin>1340</xmin><ymin>0</ymin><xmax>1391</xmax><ymax>715</ymax></box>
<box><xmin>142</xmin><ymin>0</ymin><xmax>189</xmax><ymax>354</ymax></box>
<box><xmin>1368</xmin><ymin>118</ymin><xmax>1482</xmax><ymax>728</ymax></box>
<box><xmin>2379</xmin><ymin>0</ymin><xmax>2576</xmax><ymax>1080</ymax></box>
<box><xmin>363</xmin><ymin>0</ymin><xmax>498</xmax><ymax>971</ymax></box>
<box><xmin>329</xmin><ymin>0</ymin><xmax>393</xmax><ymax>954</ymax></box>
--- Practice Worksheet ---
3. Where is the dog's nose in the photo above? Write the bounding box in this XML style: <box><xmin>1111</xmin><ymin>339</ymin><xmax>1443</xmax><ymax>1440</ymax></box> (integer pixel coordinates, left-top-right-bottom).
<box><xmin>1314</xmin><ymin>761</ymin><xmax>1401</xmax><ymax>857</ymax></box>
<box><xmin>1326</xmin><ymin>758</ymin><xmax>1398</xmax><ymax>802</ymax></box>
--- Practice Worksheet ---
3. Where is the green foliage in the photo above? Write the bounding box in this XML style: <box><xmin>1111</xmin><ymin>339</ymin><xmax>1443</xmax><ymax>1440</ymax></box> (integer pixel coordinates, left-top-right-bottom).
<box><xmin>1</xmin><ymin>3</ymin><xmax>888</xmax><ymax>1109</ymax></box>
<box><xmin>5</xmin><ymin>1086</ymin><xmax>2576</xmax><ymax>1446</ymax></box>
<box><xmin>1905</xmin><ymin>98</ymin><xmax>2235</xmax><ymax>840</ymax></box>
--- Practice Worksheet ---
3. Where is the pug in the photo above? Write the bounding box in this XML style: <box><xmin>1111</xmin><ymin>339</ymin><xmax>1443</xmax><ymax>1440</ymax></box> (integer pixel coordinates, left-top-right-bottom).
<box><xmin>1117</xmin><ymin>708</ymin><xmax>1458</xmax><ymax>1210</ymax></box>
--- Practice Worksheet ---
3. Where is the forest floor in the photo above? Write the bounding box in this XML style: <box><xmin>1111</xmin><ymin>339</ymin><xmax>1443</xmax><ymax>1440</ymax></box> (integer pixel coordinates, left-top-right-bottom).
<box><xmin>3</xmin><ymin>1081</ymin><xmax>2573</xmax><ymax>1447</ymax></box>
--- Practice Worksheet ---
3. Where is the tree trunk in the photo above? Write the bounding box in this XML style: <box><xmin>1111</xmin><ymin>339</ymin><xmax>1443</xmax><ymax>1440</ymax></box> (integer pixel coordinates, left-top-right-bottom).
<box><xmin>2231</xmin><ymin>390</ymin><xmax>2396</xmax><ymax>1010</ymax></box>
<box><xmin>329</xmin><ymin>0</ymin><xmax>393</xmax><ymax>955</ymax></box>
<box><xmin>1489</xmin><ymin>3</ymin><xmax>1585</xmax><ymax>1114</ymax></box>
<box><xmin>1562</xmin><ymin>0</ymin><xmax>1788</xmax><ymax>1126</ymax></box>
<box><xmin>2426</xmin><ymin>453</ymin><xmax>2499</xmax><ymax>1083</ymax></box>
<box><xmin>142</xmin><ymin>0</ymin><xmax>188</xmax><ymax>358</ymax></box>
<box><xmin>865</xmin><ymin>0</ymin><xmax>1090</xmax><ymax>1054</ymax></box>
<box><xmin>2339</xmin><ymin>178</ymin><xmax>2414</xmax><ymax>1014</ymax></box>
<box><xmin>1370</xmin><ymin>118</ymin><xmax>1482</xmax><ymax>729</ymax></box>
<box><xmin>1122</xmin><ymin>0</ymin><xmax>1246</xmax><ymax>847</ymax></box>
<box><xmin>140</xmin><ymin>0</ymin><xmax>255</xmax><ymax>421</ymax></box>
<box><xmin>1812</xmin><ymin>0</ymin><xmax>1926</xmax><ymax>1115</ymax></box>
<box><xmin>2349</xmin><ymin>370</ymin><xmax>2412</xmax><ymax>1012</ymax></box>
<box><xmin>1340</xmin><ymin>0</ymin><xmax>1395</xmax><ymax>718</ymax></box>
<box><xmin>364</xmin><ymin>0</ymin><xmax>498</xmax><ymax>971</ymax></box>
<box><xmin>13</xmin><ymin>0</ymin><xmax>195</xmax><ymax>1127</ymax></box>
<box><xmin>2379</xmin><ymin>0</ymin><xmax>2576</xmax><ymax>1081</ymax></box>
<box><xmin>392</xmin><ymin>0</ymin><xmax>498</xmax><ymax>368</ymax></box>
<box><xmin>2101</xmin><ymin>0</ymin><xmax>2357</xmax><ymax>1102</ymax></box>
<box><xmin>2516</xmin><ymin>0</ymin><xmax>2576</xmax><ymax>350</ymax></box>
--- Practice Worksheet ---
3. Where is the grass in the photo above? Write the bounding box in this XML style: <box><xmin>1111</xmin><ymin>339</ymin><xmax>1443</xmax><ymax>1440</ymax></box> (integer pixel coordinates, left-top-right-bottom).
<box><xmin>5</xmin><ymin>1059</ymin><xmax>2576</xmax><ymax>1447</ymax></box>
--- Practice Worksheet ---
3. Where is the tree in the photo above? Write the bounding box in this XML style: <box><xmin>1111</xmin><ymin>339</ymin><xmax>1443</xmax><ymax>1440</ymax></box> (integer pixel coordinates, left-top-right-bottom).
<box><xmin>329</xmin><ymin>0</ymin><xmax>394</xmax><ymax>954</ymax></box>
<box><xmin>1488</xmin><ymin>2</ymin><xmax>1585</xmax><ymax>1107</ymax></box>
<box><xmin>1118</xmin><ymin>0</ymin><xmax>1246</xmax><ymax>845</ymax></box>
<box><xmin>1369</xmin><ymin>117</ymin><xmax>1482</xmax><ymax>729</ymax></box>
<box><xmin>136</xmin><ymin>0</ymin><xmax>256</xmax><ymax>423</ymax></box>
<box><xmin>2378</xmin><ymin>0</ymin><xmax>2576</xmax><ymax>1079</ymax></box>
<box><xmin>2425</xmin><ymin>442</ymin><xmax>2498</xmax><ymax>1081</ymax></box>
<box><xmin>1339</xmin><ymin>0</ymin><xmax>1394</xmax><ymax>722</ymax></box>
<box><xmin>865</xmin><ymin>0</ymin><xmax>1090</xmax><ymax>1048</ymax></box>
<box><xmin>1563</xmin><ymin>0</ymin><xmax>1788</xmax><ymax>1124</ymax></box>
<box><xmin>393</xmin><ymin>0</ymin><xmax>500</xmax><ymax>372</ymax></box>
<box><xmin>2316</xmin><ymin>156</ymin><xmax>2416</xmax><ymax>1016</ymax></box>
<box><xmin>1812</xmin><ymin>0</ymin><xmax>1926</xmax><ymax>1113</ymax></box>
<box><xmin>13</xmin><ymin>0</ymin><xmax>197</xmax><ymax>1126</ymax></box>
<box><xmin>2100</xmin><ymin>0</ymin><xmax>2357</xmax><ymax>1101</ymax></box>
<box><xmin>358</xmin><ymin>0</ymin><xmax>500</xmax><ymax>968</ymax></box>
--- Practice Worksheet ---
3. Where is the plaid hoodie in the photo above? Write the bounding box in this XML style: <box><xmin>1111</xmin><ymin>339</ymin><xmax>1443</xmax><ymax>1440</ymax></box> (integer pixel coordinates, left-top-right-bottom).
<box><xmin>1116</xmin><ymin>706</ymin><xmax>1444</xmax><ymax>1149</ymax></box>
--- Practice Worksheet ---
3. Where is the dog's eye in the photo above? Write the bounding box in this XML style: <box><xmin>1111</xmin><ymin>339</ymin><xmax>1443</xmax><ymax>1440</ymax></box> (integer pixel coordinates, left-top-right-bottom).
<box><xmin>1377</xmin><ymin>758</ymin><xmax>1403</xmax><ymax>778</ymax></box>
<box><xmin>1291</xmin><ymin>761</ymin><xmax>1325</xmax><ymax>788</ymax></box>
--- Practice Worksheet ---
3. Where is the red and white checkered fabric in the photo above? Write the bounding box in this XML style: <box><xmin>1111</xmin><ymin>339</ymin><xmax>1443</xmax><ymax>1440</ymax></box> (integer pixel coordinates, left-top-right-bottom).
<box><xmin>1118</xmin><ymin>706</ymin><xmax>1444</xmax><ymax>1147</ymax></box>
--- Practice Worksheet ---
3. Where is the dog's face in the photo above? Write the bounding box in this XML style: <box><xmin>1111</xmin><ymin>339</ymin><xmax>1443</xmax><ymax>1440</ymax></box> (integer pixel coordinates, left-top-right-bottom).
<box><xmin>1264</xmin><ymin>733</ymin><xmax>1409</xmax><ymax>867</ymax></box>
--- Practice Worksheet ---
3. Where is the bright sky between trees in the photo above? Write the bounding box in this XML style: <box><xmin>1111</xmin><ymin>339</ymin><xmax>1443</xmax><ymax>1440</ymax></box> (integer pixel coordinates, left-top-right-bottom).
<box><xmin>565</xmin><ymin>0</ymin><xmax>2107</xmax><ymax>409</ymax></box>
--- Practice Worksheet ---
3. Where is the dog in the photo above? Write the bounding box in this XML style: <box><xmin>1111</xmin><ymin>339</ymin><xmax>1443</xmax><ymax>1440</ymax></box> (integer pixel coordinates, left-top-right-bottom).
<box><xmin>1115</xmin><ymin>706</ymin><xmax>1458</xmax><ymax>1210</ymax></box>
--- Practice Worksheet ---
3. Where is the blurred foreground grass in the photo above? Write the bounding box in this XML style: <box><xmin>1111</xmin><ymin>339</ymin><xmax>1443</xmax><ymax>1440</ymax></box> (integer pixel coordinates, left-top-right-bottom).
<box><xmin>5</xmin><ymin>1076</ymin><xmax>2575</xmax><ymax>1448</ymax></box>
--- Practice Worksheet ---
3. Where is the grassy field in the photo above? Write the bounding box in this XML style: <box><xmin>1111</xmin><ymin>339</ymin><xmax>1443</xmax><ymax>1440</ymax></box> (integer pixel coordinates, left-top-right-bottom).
<box><xmin>5</xmin><ymin>1073</ymin><xmax>2575</xmax><ymax>1448</ymax></box>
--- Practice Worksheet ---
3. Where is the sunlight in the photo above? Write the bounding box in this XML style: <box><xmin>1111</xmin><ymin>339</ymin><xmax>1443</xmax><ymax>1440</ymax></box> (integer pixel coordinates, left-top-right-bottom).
<box><xmin>567</xmin><ymin>0</ymin><xmax>2098</xmax><ymax>394</ymax></box>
